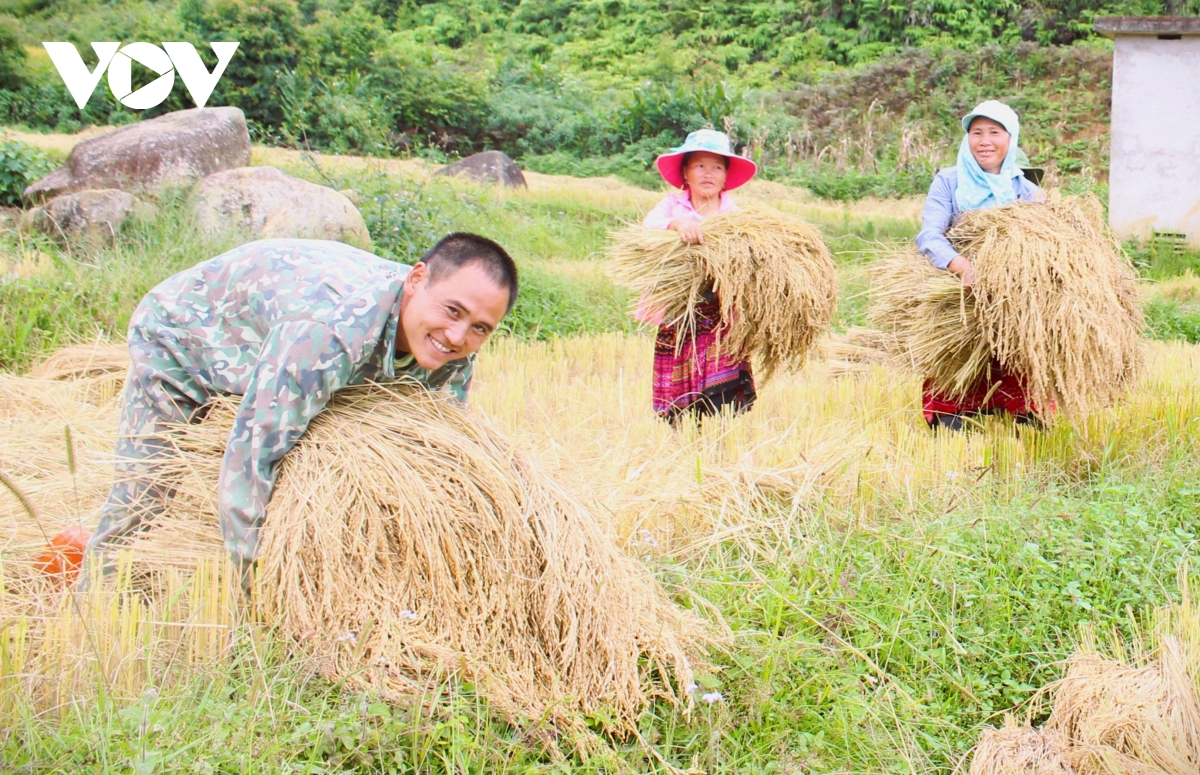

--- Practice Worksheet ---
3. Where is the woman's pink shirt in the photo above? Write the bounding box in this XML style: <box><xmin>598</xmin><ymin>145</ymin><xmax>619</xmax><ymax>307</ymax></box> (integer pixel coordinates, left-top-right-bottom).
<box><xmin>635</xmin><ymin>191</ymin><xmax>739</xmax><ymax>324</ymax></box>
<box><xmin>641</xmin><ymin>190</ymin><xmax>739</xmax><ymax>230</ymax></box>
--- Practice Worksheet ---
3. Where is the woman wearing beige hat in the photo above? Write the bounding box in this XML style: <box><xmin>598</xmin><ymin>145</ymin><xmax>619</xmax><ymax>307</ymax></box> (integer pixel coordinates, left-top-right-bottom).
<box><xmin>915</xmin><ymin>100</ymin><xmax>1044</xmax><ymax>431</ymax></box>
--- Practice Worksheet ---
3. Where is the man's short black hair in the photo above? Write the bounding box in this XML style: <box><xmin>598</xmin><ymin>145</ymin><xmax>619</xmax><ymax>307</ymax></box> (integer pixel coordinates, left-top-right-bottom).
<box><xmin>420</xmin><ymin>232</ymin><xmax>519</xmax><ymax>315</ymax></box>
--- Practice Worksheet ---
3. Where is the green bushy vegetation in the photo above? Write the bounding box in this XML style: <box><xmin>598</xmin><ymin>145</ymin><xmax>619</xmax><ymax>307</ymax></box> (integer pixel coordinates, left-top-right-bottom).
<box><xmin>0</xmin><ymin>135</ymin><xmax>52</xmax><ymax>204</ymax></box>
<box><xmin>3</xmin><ymin>0</ymin><xmax>1195</xmax><ymax>197</ymax></box>
<box><xmin>1144</xmin><ymin>298</ymin><xmax>1200</xmax><ymax>344</ymax></box>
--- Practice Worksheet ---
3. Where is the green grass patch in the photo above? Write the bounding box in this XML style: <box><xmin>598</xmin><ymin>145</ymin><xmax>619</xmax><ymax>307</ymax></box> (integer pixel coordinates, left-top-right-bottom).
<box><xmin>1144</xmin><ymin>298</ymin><xmax>1200</xmax><ymax>345</ymax></box>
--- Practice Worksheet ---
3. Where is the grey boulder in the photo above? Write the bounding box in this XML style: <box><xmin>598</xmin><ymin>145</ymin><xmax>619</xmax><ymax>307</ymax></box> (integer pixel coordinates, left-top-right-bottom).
<box><xmin>435</xmin><ymin>150</ymin><xmax>527</xmax><ymax>188</ymax></box>
<box><xmin>24</xmin><ymin>107</ymin><xmax>251</xmax><ymax>203</ymax></box>
<box><xmin>188</xmin><ymin>166</ymin><xmax>372</xmax><ymax>250</ymax></box>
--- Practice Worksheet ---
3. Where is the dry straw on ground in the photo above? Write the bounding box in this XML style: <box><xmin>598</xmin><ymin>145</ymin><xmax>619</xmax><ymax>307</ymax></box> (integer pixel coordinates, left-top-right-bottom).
<box><xmin>28</xmin><ymin>342</ymin><xmax>130</xmax><ymax>381</ymax></box>
<box><xmin>818</xmin><ymin>326</ymin><xmax>899</xmax><ymax>380</ymax></box>
<box><xmin>965</xmin><ymin>716</ymin><xmax>1074</xmax><ymax>775</ymax></box>
<box><xmin>607</xmin><ymin>206</ymin><xmax>838</xmax><ymax>379</ymax></box>
<box><xmin>121</xmin><ymin>384</ymin><xmax>710</xmax><ymax>736</ymax></box>
<box><xmin>859</xmin><ymin>193</ymin><xmax>1144</xmax><ymax>414</ymax></box>
<box><xmin>1045</xmin><ymin>644</ymin><xmax>1200</xmax><ymax>775</ymax></box>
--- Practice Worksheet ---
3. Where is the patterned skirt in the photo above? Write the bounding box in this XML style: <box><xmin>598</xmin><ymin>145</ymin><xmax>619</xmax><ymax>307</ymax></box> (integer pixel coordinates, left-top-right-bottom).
<box><xmin>653</xmin><ymin>298</ymin><xmax>756</xmax><ymax>423</ymax></box>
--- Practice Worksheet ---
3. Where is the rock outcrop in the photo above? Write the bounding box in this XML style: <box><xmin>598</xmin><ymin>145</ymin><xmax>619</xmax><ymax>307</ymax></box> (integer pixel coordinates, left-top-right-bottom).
<box><xmin>435</xmin><ymin>150</ymin><xmax>528</xmax><ymax>188</ymax></box>
<box><xmin>24</xmin><ymin>107</ymin><xmax>251</xmax><ymax>203</ymax></box>
<box><xmin>188</xmin><ymin>166</ymin><xmax>372</xmax><ymax>249</ymax></box>
<box><xmin>21</xmin><ymin>189</ymin><xmax>156</xmax><ymax>246</ymax></box>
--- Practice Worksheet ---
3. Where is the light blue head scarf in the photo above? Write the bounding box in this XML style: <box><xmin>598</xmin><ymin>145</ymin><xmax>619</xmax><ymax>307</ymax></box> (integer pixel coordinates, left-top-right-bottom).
<box><xmin>954</xmin><ymin>100</ymin><xmax>1022</xmax><ymax>213</ymax></box>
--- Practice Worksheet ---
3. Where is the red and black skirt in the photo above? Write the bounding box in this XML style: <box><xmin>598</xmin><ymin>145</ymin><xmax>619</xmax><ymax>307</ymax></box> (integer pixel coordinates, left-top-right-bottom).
<box><xmin>922</xmin><ymin>364</ymin><xmax>1049</xmax><ymax>427</ymax></box>
<box><xmin>653</xmin><ymin>298</ymin><xmax>756</xmax><ymax>423</ymax></box>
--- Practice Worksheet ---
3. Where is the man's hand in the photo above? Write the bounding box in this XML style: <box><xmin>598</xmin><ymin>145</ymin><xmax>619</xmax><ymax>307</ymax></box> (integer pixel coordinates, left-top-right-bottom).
<box><xmin>669</xmin><ymin>218</ymin><xmax>704</xmax><ymax>245</ymax></box>
<box><xmin>947</xmin><ymin>255</ymin><xmax>976</xmax><ymax>286</ymax></box>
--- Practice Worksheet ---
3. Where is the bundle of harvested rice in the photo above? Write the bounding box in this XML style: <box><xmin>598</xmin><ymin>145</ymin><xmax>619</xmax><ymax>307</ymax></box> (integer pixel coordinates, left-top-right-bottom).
<box><xmin>866</xmin><ymin>194</ymin><xmax>1143</xmax><ymax>413</ymax></box>
<box><xmin>965</xmin><ymin>716</ymin><xmax>1074</xmax><ymax>775</ymax></box>
<box><xmin>962</xmin><ymin>575</ymin><xmax>1200</xmax><ymax>775</ymax></box>
<box><xmin>125</xmin><ymin>384</ymin><xmax>711</xmax><ymax>735</ymax></box>
<box><xmin>607</xmin><ymin>206</ymin><xmax>837</xmax><ymax>378</ymax></box>
<box><xmin>1045</xmin><ymin>640</ymin><xmax>1200</xmax><ymax>775</ymax></box>
<box><xmin>954</xmin><ymin>193</ymin><xmax>1143</xmax><ymax>413</ymax></box>
<box><xmin>867</xmin><ymin>250</ymin><xmax>992</xmax><ymax>398</ymax></box>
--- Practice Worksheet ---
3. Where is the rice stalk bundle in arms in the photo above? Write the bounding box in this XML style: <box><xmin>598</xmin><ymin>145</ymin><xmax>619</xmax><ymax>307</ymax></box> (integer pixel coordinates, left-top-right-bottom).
<box><xmin>866</xmin><ymin>194</ymin><xmax>1144</xmax><ymax>413</ymax></box>
<box><xmin>867</xmin><ymin>250</ymin><xmax>992</xmax><ymax>398</ymax></box>
<box><xmin>952</xmin><ymin>193</ymin><xmax>1144</xmax><ymax>414</ymax></box>
<box><xmin>129</xmin><ymin>384</ymin><xmax>711</xmax><ymax>737</ymax></box>
<box><xmin>607</xmin><ymin>206</ymin><xmax>838</xmax><ymax>379</ymax></box>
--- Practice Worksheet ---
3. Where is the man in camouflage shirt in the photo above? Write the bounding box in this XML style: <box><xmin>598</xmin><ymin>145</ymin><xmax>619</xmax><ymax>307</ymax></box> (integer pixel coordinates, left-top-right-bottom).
<box><xmin>86</xmin><ymin>233</ymin><xmax>517</xmax><ymax>579</ymax></box>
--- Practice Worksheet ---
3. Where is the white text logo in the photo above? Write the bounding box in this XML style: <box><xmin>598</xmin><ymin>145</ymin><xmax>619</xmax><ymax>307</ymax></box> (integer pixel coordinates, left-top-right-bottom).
<box><xmin>43</xmin><ymin>42</ymin><xmax>239</xmax><ymax>110</ymax></box>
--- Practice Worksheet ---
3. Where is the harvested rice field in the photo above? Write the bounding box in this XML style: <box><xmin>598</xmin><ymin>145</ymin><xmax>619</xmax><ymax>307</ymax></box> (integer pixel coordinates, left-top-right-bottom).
<box><xmin>6</xmin><ymin>334</ymin><xmax>1200</xmax><ymax>771</ymax></box>
<box><xmin>4</xmin><ymin>156</ymin><xmax>1200</xmax><ymax>773</ymax></box>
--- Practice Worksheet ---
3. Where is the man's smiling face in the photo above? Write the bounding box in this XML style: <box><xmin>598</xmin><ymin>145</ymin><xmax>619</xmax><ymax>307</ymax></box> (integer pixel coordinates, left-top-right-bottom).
<box><xmin>397</xmin><ymin>261</ymin><xmax>510</xmax><ymax>369</ymax></box>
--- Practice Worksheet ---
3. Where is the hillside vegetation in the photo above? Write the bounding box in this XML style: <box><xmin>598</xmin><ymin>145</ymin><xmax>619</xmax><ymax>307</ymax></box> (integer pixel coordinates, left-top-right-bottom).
<box><xmin>2</xmin><ymin>0</ymin><xmax>1197</xmax><ymax>197</ymax></box>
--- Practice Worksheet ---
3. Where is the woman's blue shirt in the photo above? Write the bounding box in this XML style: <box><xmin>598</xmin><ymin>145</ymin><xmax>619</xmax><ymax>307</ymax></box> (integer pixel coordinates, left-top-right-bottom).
<box><xmin>915</xmin><ymin>167</ymin><xmax>1040</xmax><ymax>269</ymax></box>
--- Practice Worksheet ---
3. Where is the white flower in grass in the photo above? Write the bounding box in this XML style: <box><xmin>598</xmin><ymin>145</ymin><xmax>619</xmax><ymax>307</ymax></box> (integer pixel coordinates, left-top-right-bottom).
<box><xmin>685</xmin><ymin>683</ymin><xmax>699</xmax><ymax>694</ymax></box>
<box><xmin>336</xmin><ymin>631</ymin><xmax>357</xmax><ymax>643</ymax></box>
<box><xmin>398</xmin><ymin>609</ymin><xmax>418</xmax><ymax>622</ymax></box>
<box><xmin>701</xmin><ymin>691</ymin><xmax>723</xmax><ymax>705</ymax></box>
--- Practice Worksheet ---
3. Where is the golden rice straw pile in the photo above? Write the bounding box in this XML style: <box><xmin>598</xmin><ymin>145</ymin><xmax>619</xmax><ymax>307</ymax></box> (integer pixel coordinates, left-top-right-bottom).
<box><xmin>817</xmin><ymin>326</ymin><xmax>899</xmax><ymax>379</ymax></box>
<box><xmin>28</xmin><ymin>341</ymin><xmax>130</xmax><ymax>381</ymax></box>
<box><xmin>963</xmin><ymin>573</ymin><xmax>1200</xmax><ymax>775</ymax></box>
<box><xmin>1045</xmin><ymin>643</ymin><xmax>1200</xmax><ymax>774</ymax></box>
<box><xmin>607</xmin><ymin>206</ymin><xmax>837</xmax><ymax>379</ymax></box>
<box><xmin>866</xmin><ymin>194</ymin><xmax>1143</xmax><ymax>413</ymax></box>
<box><xmin>965</xmin><ymin>716</ymin><xmax>1074</xmax><ymax>775</ymax></box>
<box><xmin>0</xmin><ymin>374</ymin><xmax>120</xmax><ymax>553</ymax></box>
<box><xmin>0</xmin><ymin>342</ymin><xmax>129</xmax><ymax>559</ymax></box>
<box><xmin>124</xmin><ymin>384</ymin><xmax>711</xmax><ymax>735</ymax></box>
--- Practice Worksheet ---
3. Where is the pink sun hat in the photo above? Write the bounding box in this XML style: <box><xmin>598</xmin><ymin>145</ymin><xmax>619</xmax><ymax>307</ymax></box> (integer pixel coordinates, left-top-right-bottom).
<box><xmin>655</xmin><ymin>129</ymin><xmax>758</xmax><ymax>191</ymax></box>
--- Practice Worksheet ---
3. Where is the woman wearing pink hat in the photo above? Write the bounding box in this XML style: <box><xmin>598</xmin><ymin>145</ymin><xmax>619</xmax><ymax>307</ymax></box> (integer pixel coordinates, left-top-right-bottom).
<box><xmin>640</xmin><ymin>129</ymin><xmax>759</xmax><ymax>424</ymax></box>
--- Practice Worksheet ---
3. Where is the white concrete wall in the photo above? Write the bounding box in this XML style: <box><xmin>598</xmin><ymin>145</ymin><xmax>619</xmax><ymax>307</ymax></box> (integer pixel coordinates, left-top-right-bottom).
<box><xmin>1108</xmin><ymin>36</ymin><xmax>1200</xmax><ymax>246</ymax></box>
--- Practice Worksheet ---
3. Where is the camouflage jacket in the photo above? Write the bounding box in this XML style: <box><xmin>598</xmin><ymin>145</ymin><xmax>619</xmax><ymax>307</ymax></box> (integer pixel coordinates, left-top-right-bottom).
<box><xmin>130</xmin><ymin>238</ymin><xmax>473</xmax><ymax>561</ymax></box>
